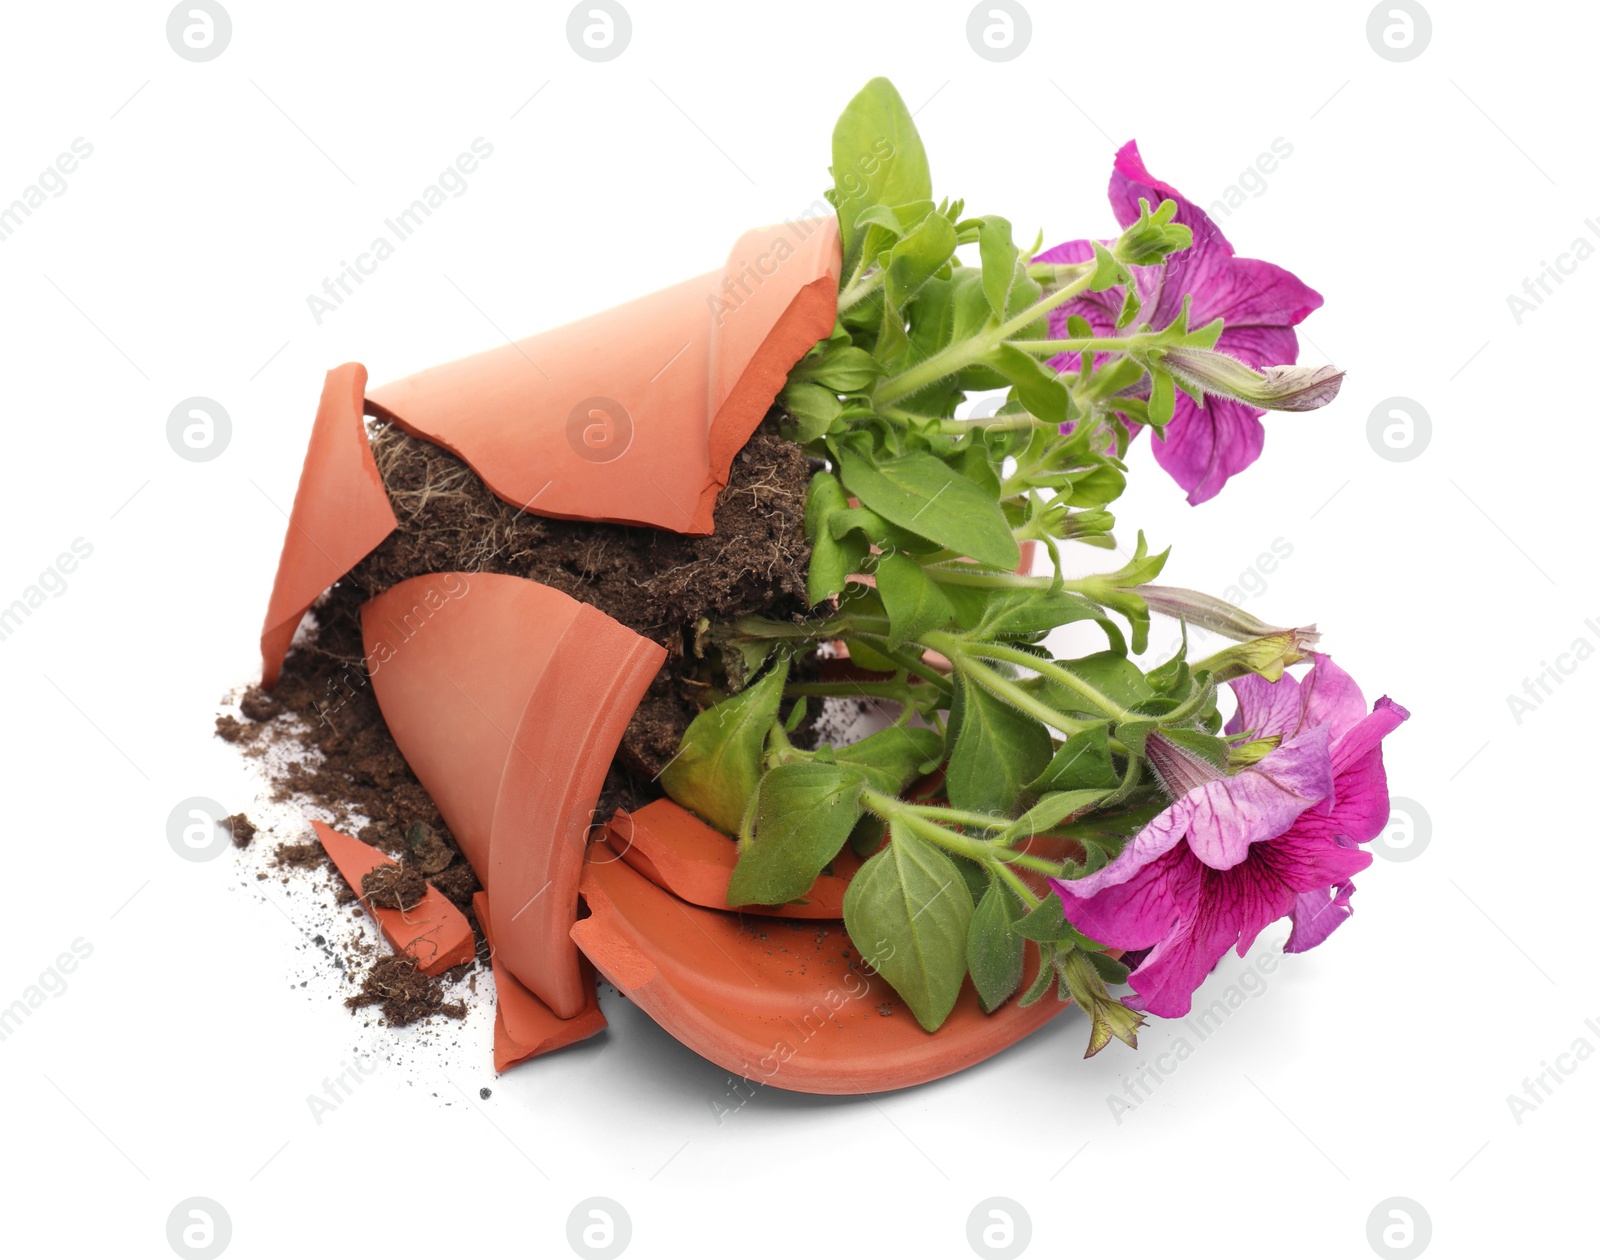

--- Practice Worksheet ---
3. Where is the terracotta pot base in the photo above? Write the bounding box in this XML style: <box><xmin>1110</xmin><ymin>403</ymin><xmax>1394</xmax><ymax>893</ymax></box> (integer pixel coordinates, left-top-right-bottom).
<box><xmin>570</xmin><ymin>852</ymin><xmax>1070</xmax><ymax>1095</ymax></box>
<box><xmin>312</xmin><ymin>821</ymin><xmax>474</xmax><ymax>976</ymax></box>
<box><xmin>473</xmin><ymin>893</ymin><xmax>606</xmax><ymax>1071</ymax></box>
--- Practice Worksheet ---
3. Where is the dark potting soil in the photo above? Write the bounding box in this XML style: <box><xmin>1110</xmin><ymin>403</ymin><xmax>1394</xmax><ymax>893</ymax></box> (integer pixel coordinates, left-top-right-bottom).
<box><xmin>348</xmin><ymin>416</ymin><xmax>815</xmax><ymax>779</ymax></box>
<box><xmin>361</xmin><ymin>864</ymin><xmax>428</xmax><ymax>910</ymax></box>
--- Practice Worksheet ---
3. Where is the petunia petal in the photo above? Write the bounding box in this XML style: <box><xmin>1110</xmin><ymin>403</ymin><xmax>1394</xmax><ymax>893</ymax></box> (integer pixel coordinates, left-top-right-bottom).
<box><xmin>1149</xmin><ymin>394</ymin><xmax>1267</xmax><ymax>506</ymax></box>
<box><xmin>1285</xmin><ymin>878</ymin><xmax>1358</xmax><ymax>954</ymax></box>
<box><xmin>1050</xmin><ymin>844</ymin><xmax>1201</xmax><ymax>954</ymax></box>
<box><xmin>1179</xmin><ymin>725</ymin><xmax>1334</xmax><ymax>870</ymax></box>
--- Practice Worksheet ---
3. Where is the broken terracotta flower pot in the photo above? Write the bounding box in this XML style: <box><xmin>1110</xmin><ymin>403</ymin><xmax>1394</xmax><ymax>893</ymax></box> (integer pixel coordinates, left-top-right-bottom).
<box><xmin>312</xmin><ymin>821</ymin><xmax>474</xmax><ymax>976</ymax></box>
<box><xmin>359</xmin><ymin>572</ymin><xmax>664</xmax><ymax>1020</ymax></box>
<box><xmin>601</xmin><ymin>799</ymin><xmax>860</xmax><ymax>919</ymax></box>
<box><xmin>570</xmin><ymin>852</ymin><xmax>1070</xmax><ymax>1095</ymax></box>
<box><xmin>472</xmin><ymin>892</ymin><xmax>606</xmax><ymax>1072</ymax></box>
<box><xmin>257</xmin><ymin>219</ymin><xmax>840</xmax><ymax>685</ymax></box>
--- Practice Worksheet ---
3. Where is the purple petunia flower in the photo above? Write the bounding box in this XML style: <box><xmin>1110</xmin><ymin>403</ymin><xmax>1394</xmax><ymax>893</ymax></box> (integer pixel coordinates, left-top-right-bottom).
<box><xmin>1049</xmin><ymin>656</ymin><xmax>1407</xmax><ymax>1018</ymax></box>
<box><xmin>1036</xmin><ymin>141</ymin><xmax>1325</xmax><ymax>505</ymax></box>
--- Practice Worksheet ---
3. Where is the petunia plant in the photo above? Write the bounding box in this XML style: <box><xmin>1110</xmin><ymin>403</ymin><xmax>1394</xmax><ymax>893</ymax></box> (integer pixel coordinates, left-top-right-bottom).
<box><xmin>660</xmin><ymin>77</ymin><xmax>1405</xmax><ymax>1057</ymax></box>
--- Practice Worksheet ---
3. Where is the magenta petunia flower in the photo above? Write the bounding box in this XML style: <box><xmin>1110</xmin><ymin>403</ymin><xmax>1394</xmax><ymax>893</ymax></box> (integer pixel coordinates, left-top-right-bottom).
<box><xmin>1049</xmin><ymin>656</ymin><xmax>1407</xmax><ymax>1018</ymax></box>
<box><xmin>1036</xmin><ymin>141</ymin><xmax>1324</xmax><ymax>505</ymax></box>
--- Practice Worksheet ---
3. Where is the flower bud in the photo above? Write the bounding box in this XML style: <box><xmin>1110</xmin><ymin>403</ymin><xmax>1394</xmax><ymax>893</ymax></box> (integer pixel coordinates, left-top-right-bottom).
<box><xmin>1113</xmin><ymin>198</ymin><xmax>1193</xmax><ymax>267</ymax></box>
<box><xmin>1140</xmin><ymin>585</ymin><xmax>1319</xmax><ymax>648</ymax></box>
<box><xmin>1194</xmin><ymin>630</ymin><xmax>1315</xmax><ymax>683</ymax></box>
<box><xmin>1156</xmin><ymin>346</ymin><xmax>1344</xmax><ymax>412</ymax></box>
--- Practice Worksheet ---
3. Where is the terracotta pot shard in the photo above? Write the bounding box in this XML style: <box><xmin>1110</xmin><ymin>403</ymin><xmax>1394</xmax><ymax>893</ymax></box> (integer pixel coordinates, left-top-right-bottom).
<box><xmin>364</xmin><ymin>219</ymin><xmax>840</xmax><ymax>534</ymax></box>
<box><xmin>359</xmin><ymin>572</ymin><xmax>664</xmax><ymax>1020</ymax></box>
<box><xmin>259</xmin><ymin>364</ymin><xmax>398</xmax><ymax>688</ymax></box>
<box><xmin>311</xmin><ymin>821</ymin><xmax>474</xmax><ymax>976</ymax></box>
<box><xmin>603</xmin><ymin>800</ymin><xmax>858</xmax><ymax>920</ymax></box>
<box><xmin>472</xmin><ymin>893</ymin><xmax>606</xmax><ymax>1072</ymax></box>
<box><xmin>570</xmin><ymin>852</ymin><xmax>1071</xmax><ymax>1095</ymax></box>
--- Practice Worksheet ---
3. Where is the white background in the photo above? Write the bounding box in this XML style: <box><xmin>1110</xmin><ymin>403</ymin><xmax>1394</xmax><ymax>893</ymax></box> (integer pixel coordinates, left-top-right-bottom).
<box><xmin>0</xmin><ymin>2</ymin><xmax>1591</xmax><ymax>1257</ymax></box>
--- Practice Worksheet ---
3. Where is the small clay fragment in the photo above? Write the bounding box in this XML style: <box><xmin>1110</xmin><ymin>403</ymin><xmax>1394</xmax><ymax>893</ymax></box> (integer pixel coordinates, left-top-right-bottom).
<box><xmin>312</xmin><ymin>821</ymin><xmax>474</xmax><ymax>976</ymax></box>
<box><xmin>361</xmin><ymin>864</ymin><xmax>427</xmax><ymax>911</ymax></box>
<box><xmin>221</xmin><ymin>813</ymin><xmax>257</xmax><ymax>848</ymax></box>
<box><xmin>472</xmin><ymin>892</ymin><xmax>606</xmax><ymax>1072</ymax></box>
<box><xmin>345</xmin><ymin>956</ymin><xmax>465</xmax><ymax>1027</ymax></box>
<box><xmin>604</xmin><ymin>800</ymin><xmax>859</xmax><ymax>919</ymax></box>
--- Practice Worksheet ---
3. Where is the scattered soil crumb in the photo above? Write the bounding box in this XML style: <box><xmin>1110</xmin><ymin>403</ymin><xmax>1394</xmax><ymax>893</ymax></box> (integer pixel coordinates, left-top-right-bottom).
<box><xmin>239</xmin><ymin>687</ymin><xmax>279</xmax><ymax>722</ymax></box>
<box><xmin>222</xmin><ymin>813</ymin><xmax>257</xmax><ymax>847</ymax></box>
<box><xmin>345</xmin><ymin>956</ymin><xmax>467</xmax><ymax>1027</ymax></box>
<box><xmin>274</xmin><ymin>842</ymin><xmax>327</xmax><ymax>871</ymax></box>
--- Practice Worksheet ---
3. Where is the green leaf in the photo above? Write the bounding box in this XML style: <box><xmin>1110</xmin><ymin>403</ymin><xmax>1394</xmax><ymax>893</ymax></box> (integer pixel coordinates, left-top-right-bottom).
<box><xmin>1039</xmin><ymin>650</ymin><xmax>1156</xmax><ymax>715</ymax></box>
<box><xmin>791</xmin><ymin>344</ymin><xmax>882</xmax><ymax>393</ymax></box>
<box><xmin>984</xmin><ymin>343</ymin><xmax>1071</xmax><ymax>426</ymax></box>
<box><xmin>660</xmin><ymin>658</ymin><xmax>789</xmax><ymax>836</ymax></box>
<box><xmin>967</xmin><ymin>881</ymin><xmax>1026</xmax><ymax>1013</ymax></box>
<box><xmin>835</xmin><ymin>447</ymin><xmax>1020</xmax><ymax>571</ymax></box>
<box><xmin>1013</xmin><ymin>894</ymin><xmax>1095</xmax><ymax>946</ymax></box>
<box><xmin>1029</xmin><ymin>725</ymin><xmax>1118</xmax><ymax>793</ymax></box>
<box><xmin>939</xmin><ymin>586</ymin><xmax>1101</xmax><ymax>641</ymax></box>
<box><xmin>804</xmin><ymin>472</ymin><xmax>869</xmax><ymax>605</ymax></box>
<box><xmin>879</xmin><ymin>211</ymin><xmax>960</xmax><ymax>360</ymax></box>
<box><xmin>1089</xmin><ymin>240</ymin><xmax>1131</xmax><ymax>291</ymax></box>
<box><xmin>945</xmin><ymin>674</ymin><xmax>1052</xmax><ymax>816</ymax></box>
<box><xmin>781</xmin><ymin>381</ymin><xmax>843</xmax><ymax>443</ymax></box>
<box><xmin>875</xmin><ymin>551</ymin><xmax>958</xmax><ymax>648</ymax></box>
<box><xmin>1148</xmin><ymin>368</ymin><xmax>1175</xmax><ymax>428</ymax></box>
<box><xmin>978</xmin><ymin>215</ymin><xmax>1019</xmax><ymax>320</ymax></box>
<box><xmin>843</xmin><ymin>820</ymin><xmax>974</xmax><ymax>1032</ymax></box>
<box><xmin>834</xmin><ymin>723</ymin><xmax>944</xmax><ymax>789</ymax></box>
<box><xmin>829</xmin><ymin>78</ymin><xmax>932</xmax><ymax>272</ymax></box>
<box><xmin>884</xmin><ymin>211</ymin><xmax>959</xmax><ymax>310</ymax></box>
<box><xmin>847</xmin><ymin>811</ymin><xmax>887</xmax><ymax>857</ymax></box>
<box><xmin>841</xmin><ymin>638</ymin><xmax>898</xmax><ymax>672</ymax></box>
<box><xmin>726</xmin><ymin>761</ymin><xmax>869</xmax><ymax>906</ymax></box>
<box><xmin>998</xmin><ymin>789</ymin><xmax>1112</xmax><ymax>845</ymax></box>
<box><xmin>1089</xmin><ymin>951</ymin><xmax>1131</xmax><ymax>986</ymax></box>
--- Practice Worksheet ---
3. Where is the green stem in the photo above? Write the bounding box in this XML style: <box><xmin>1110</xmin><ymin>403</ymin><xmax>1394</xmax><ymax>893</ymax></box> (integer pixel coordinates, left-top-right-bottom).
<box><xmin>837</xmin><ymin>267</ymin><xmax>885</xmax><ymax>310</ymax></box>
<box><xmin>1007</xmin><ymin>336</ymin><xmax>1142</xmax><ymax>357</ymax></box>
<box><xmin>923</xmin><ymin>567</ymin><xmax>1052</xmax><ymax>590</ymax></box>
<box><xmin>993</xmin><ymin>860</ymin><xmax>1042</xmax><ymax>910</ymax></box>
<box><xmin>921</xmin><ymin>633</ymin><xmax>1098</xmax><ymax>738</ymax></box>
<box><xmin>861</xmin><ymin>791</ymin><xmax>1063</xmax><ymax>876</ymax></box>
<box><xmin>963</xmin><ymin>641</ymin><xmax>1138</xmax><ymax>725</ymax></box>
<box><xmin>903</xmin><ymin>804</ymin><xmax>1012</xmax><ymax>831</ymax></box>
<box><xmin>873</xmin><ymin>270</ymin><xmax>1098</xmax><ymax>405</ymax></box>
